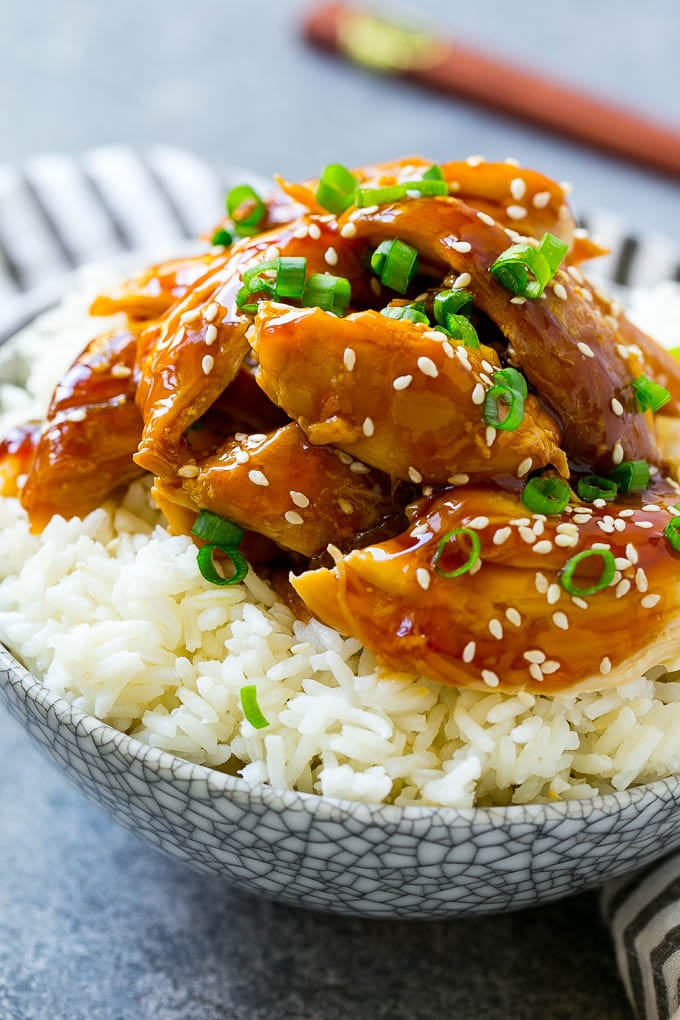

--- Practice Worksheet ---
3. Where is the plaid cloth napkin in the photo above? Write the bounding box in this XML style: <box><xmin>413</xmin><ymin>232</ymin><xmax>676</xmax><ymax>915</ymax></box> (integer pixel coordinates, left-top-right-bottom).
<box><xmin>2</xmin><ymin>144</ymin><xmax>680</xmax><ymax>1020</ymax></box>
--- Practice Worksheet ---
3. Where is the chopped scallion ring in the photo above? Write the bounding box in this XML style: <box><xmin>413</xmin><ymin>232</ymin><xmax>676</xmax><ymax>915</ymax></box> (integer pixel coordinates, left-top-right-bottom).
<box><xmin>196</xmin><ymin>545</ymin><xmax>249</xmax><ymax>587</ymax></box>
<box><xmin>577</xmin><ymin>475</ymin><xmax>618</xmax><ymax>503</ymax></box>
<box><xmin>489</xmin><ymin>231</ymin><xmax>568</xmax><ymax>299</ymax></box>
<box><xmin>493</xmin><ymin>367</ymin><xmax>528</xmax><ymax>398</ymax></box>
<box><xmin>446</xmin><ymin>314</ymin><xmax>480</xmax><ymax>348</ymax></box>
<box><xmin>609</xmin><ymin>459</ymin><xmax>650</xmax><ymax>493</ymax></box>
<box><xmin>356</xmin><ymin>180</ymin><xmax>447</xmax><ymax>207</ymax></box>
<box><xmin>664</xmin><ymin>516</ymin><xmax>680</xmax><ymax>553</ymax></box>
<box><xmin>211</xmin><ymin>227</ymin><xmax>233</xmax><ymax>247</ymax></box>
<box><xmin>192</xmin><ymin>510</ymin><xmax>244</xmax><ymax>548</ymax></box>
<box><xmin>236</xmin><ymin>281</ymin><xmax>275</xmax><ymax>314</ymax></box>
<box><xmin>240</xmin><ymin>685</ymin><xmax>269</xmax><ymax>729</ymax></box>
<box><xmin>226</xmin><ymin>184</ymin><xmax>266</xmax><ymax>236</ymax></box>
<box><xmin>422</xmin><ymin>164</ymin><xmax>445</xmax><ymax>181</ymax></box>
<box><xmin>434</xmin><ymin>289</ymin><xmax>473</xmax><ymax>324</ymax></box>
<box><xmin>560</xmin><ymin>548</ymin><xmax>616</xmax><ymax>597</ymax></box>
<box><xmin>632</xmin><ymin>374</ymin><xmax>671</xmax><ymax>413</ymax></box>
<box><xmin>432</xmin><ymin>527</ymin><xmax>481</xmax><ymax>579</ymax></box>
<box><xmin>302</xmin><ymin>273</ymin><xmax>352</xmax><ymax>316</ymax></box>
<box><xmin>238</xmin><ymin>257</ymin><xmax>307</xmax><ymax>312</ymax></box>
<box><xmin>370</xmin><ymin>239</ymin><xmax>419</xmax><ymax>294</ymax></box>
<box><xmin>273</xmin><ymin>256</ymin><xmax>308</xmax><ymax>299</ymax></box>
<box><xmin>316</xmin><ymin>163</ymin><xmax>358</xmax><ymax>214</ymax></box>
<box><xmin>521</xmin><ymin>476</ymin><xmax>571</xmax><ymax>515</ymax></box>
<box><xmin>381</xmin><ymin>303</ymin><xmax>430</xmax><ymax>325</ymax></box>
<box><xmin>482</xmin><ymin>383</ymin><xmax>525</xmax><ymax>431</ymax></box>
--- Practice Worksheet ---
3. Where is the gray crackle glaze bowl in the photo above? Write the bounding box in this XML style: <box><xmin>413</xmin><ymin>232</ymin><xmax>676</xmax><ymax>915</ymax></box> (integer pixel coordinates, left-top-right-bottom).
<box><xmin>4</xmin><ymin>644</ymin><xmax>680</xmax><ymax>919</ymax></box>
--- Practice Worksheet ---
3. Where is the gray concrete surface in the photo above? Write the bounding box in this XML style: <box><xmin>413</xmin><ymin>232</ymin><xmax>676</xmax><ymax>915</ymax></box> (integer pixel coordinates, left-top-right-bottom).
<box><xmin>2</xmin><ymin>1</ymin><xmax>680</xmax><ymax>1016</ymax></box>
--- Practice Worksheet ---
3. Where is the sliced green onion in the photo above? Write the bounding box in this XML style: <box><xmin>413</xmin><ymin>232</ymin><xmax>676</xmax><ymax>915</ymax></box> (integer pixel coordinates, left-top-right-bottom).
<box><xmin>493</xmin><ymin>367</ymin><xmax>528</xmax><ymax>398</ymax></box>
<box><xmin>609</xmin><ymin>459</ymin><xmax>650</xmax><ymax>493</ymax></box>
<box><xmin>302</xmin><ymin>273</ymin><xmax>351</xmax><ymax>316</ymax></box>
<box><xmin>192</xmin><ymin>509</ymin><xmax>244</xmax><ymax>547</ymax></box>
<box><xmin>196</xmin><ymin>545</ymin><xmax>249</xmax><ymax>587</ymax></box>
<box><xmin>489</xmin><ymin>231</ymin><xmax>568</xmax><ymax>299</ymax></box>
<box><xmin>434</xmin><ymin>289</ymin><xmax>473</xmax><ymax>324</ymax></box>
<box><xmin>236</xmin><ymin>282</ymin><xmax>274</xmax><ymax>314</ymax></box>
<box><xmin>664</xmin><ymin>516</ymin><xmax>680</xmax><ymax>553</ymax></box>
<box><xmin>381</xmin><ymin>303</ymin><xmax>430</xmax><ymax>325</ymax></box>
<box><xmin>242</xmin><ymin>259</ymin><xmax>277</xmax><ymax>288</ymax></box>
<box><xmin>446</xmin><ymin>314</ymin><xmax>480</xmax><ymax>348</ymax></box>
<box><xmin>240</xmin><ymin>685</ymin><xmax>269</xmax><ymax>729</ymax></box>
<box><xmin>632</xmin><ymin>374</ymin><xmax>671</xmax><ymax>413</ymax></box>
<box><xmin>227</xmin><ymin>184</ymin><xmax>266</xmax><ymax>236</ymax></box>
<box><xmin>422</xmin><ymin>165</ymin><xmax>445</xmax><ymax>181</ymax></box>
<box><xmin>238</xmin><ymin>257</ymin><xmax>307</xmax><ymax>312</ymax></box>
<box><xmin>560</xmin><ymin>548</ymin><xmax>616</xmax><ymax>597</ymax></box>
<box><xmin>211</xmin><ymin>227</ymin><xmax>232</xmax><ymax>247</ymax></box>
<box><xmin>316</xmin><ymin>163</ymin><xmax>358</xmax><ymax>214</ymax></box>
<box><xmin>577</xmin><ymin>475</ymin><xmax>618</xmax><ymax>503</ymax></box>
<box><xmin>521</xmin><ymin>476</ymin><xmax>571</xmax><ymax>515</ymax></box>
<box><xmin>356</xmin><ymin>180</ymin><xmax>447</xmax><ymax>207</ymax></box>
<box><xmin>370</xmin><ymin>239</ymin><xmax>419</xmax><ymax>294</ymax></box>
<box><xmin>273</xmin><ymin>256</ymin><xmax>307</xmax><ymax>299</ymax></box>
<box><xmin>432</xmin><ymin>527</ymin><xmax>481</xmax><ymax>579</ymax></box>
<box><xmin>483</xmin><ymin>384</ymin><xmax>525</xmax><ymax>431</ymax></box>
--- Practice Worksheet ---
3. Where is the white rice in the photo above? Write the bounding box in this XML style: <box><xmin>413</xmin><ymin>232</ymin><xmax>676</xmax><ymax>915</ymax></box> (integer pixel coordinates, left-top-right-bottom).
<box><xmin>3</xmin><ymin>268</ymin><xmax>680</xmax><ymax>808</ymax></box>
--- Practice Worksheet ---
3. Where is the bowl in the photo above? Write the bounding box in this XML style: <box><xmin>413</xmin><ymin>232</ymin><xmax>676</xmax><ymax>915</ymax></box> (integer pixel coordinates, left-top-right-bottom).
<box><xmin>4</xmin><ymin>643</ymin><xmax>680</xmax><ymax>920</ymax></box>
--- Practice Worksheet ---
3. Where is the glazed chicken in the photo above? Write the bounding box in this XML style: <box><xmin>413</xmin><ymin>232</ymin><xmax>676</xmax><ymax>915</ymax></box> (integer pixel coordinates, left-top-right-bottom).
<box><xmin>6</xmin><ymin>155</ymin><xmax>680</xmax><ymax>696</ymax></box>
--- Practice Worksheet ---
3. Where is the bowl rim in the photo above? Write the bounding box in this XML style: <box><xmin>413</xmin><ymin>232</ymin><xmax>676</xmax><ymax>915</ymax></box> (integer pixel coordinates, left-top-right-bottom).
<box><xmin>4</xmin><ymin>641</ymin><xmax>680</xmax><ymax>825</ymax></box>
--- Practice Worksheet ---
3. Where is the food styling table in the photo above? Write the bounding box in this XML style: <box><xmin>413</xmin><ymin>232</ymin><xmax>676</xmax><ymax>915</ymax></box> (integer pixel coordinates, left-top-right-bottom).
<box><xmin>1</xmin><ymin>2</ymin><xmax>679</xmax><ymax>1017</ymax></box>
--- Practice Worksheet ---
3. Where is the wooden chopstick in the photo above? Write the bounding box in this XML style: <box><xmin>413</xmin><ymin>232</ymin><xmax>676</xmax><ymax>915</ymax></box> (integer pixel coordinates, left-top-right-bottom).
<box><xmin>302</xmin><ymin>2</ymin><xmax>680</xmax><ymax>180</ymax></box>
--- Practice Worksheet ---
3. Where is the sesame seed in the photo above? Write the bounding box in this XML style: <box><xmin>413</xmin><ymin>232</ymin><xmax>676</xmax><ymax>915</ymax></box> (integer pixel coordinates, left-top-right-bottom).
<box><xmin>547</xmin><ymin>583</ymin><xmax>560</xmax><ymax>605</ymax></box>
<box><xmin>552</xmin><ymin>612</ymin><xmax>569</xmax><ymax>630</ymax></box>
<box><xmin>405</xmin><ymin>466</ymin><xmax>422</xmax><ymax>485</ymax></box>
<box><xmin>555</xmin><ymin>534</ymin><xmax>578</xmax><ymax>548</ymax></box>
<box><xmin>642</xmin><ymin>503</ymin><xmax>662</xmax><ymax>512</ymax></box>
<box><xmin>462</xmin><ymin>641</ymin><xmax>476</xmax><ymax>663</ymax></box>
<box><xmin>452</xmin><ymin>240</ymin><xmax>472</xmax><ymax>253</ymax></box>
<box><xmin>111</xmin><ymin>364</ymin><xmax>132</xmax><ymax>378</ymax></box>
<box><xmin>504</xmin><ymin>156</ymin><xmax>521</xmax><ymax>167</ymax></box>
<box><xmin>337</xmin><ymin>498</ymin><xmax>354</xmax><ymax>515</ymax></box>
<box><xmin>248</xmin><ymin>470</ymin><xmax>269</xmax><ymax>487</ymax></box>
<box><xmin>393</xmin><ymin>374</ymin><xmax>413</xmax><ymax>391</ymax></box>
<box><xmin>581</xmin><ymin>288</ymin><xmax>593</xmax><ymax>302</ymax></box>
<box><xmin>517</xmin><ymin>457</ymin><xmax>533</xmax><ymax>477</ymax></box>
<box><xmin>614</xmin><ymin>557</ymin><xmax>632</xmax><ymax>570</ymax></box>
<box><xmin>510</xmin><ymin>177</ymin><xmax>526</xmax><ymax>201</ymax></box>
<box><xmin>417</xmin><ymin>356</ymin><xmax>438</xmax><ymax>378</ymax></box>
<box><xmin>324</xmin><ymin>246</ymin><xmax>338</xmax><ymax>266</ymax></box>
<box><xmin>442</xmin><ymin>341</ymin><xmax>454</xmax><ymax>358</ymax></box>
<box><xmin>519</xmin><ymin>527</ymin><xmax>536</xmax><ymax>544</ymax></box>
<box><xmin>591</xmin><ymin>543</ymin><xmax>611</xmax><ymax>550</ymax></box>
<box><xmin>529</xmin><ymin>663</ymin><xmax>544</xmax><ymax>682</ymax></box>
<box><xmin>612</xmin><ymin>442</ymin><xmax>624</xmax><ymax>465</ymax></box>
<box><xmin>453</xmin><ymin>273</ymin><xmax>472</xmax><ymax>289</ymax></box>
<box><xmin>615</xmin><ymin>579</ymin><xmax>631</xmax><ymax>599</ymax></box>
<box><xmin>308</xmin><ymin>223</ymin><xmax>321</xmax><ymax>240</ymax></box>
<box><xmin>336</xmin><ymin>450</ymin><xmax>353</xmax><ymax>465</ymax></box>
<box><xmin>535</xmin><ymin>573</ymin><xmax>549</xmax><ymax>593</ymax></box>
<box><xmin>510</xmin><ymin>296</ymin><xmax>527</xmax><ymax>305</ymax></box>
<box><xmin>533</xmin><ymin>540</ymin><xmax>553</xmax><ymax>554</ymax></box>
<box><xmin>635</xmin><ymin>521</ymin><xmax>653</xmax><ymax>529</ymax></box>
<box><xmin>556</xmin><ymin>522</ymin><xmax>578</xmax><ymax>535</ymax></box>
<box><xmin>290</xmin><ymin>491</ymin><xmax>310</xmax><ymax>508</ymax></box>
<box><xmin>360</xmin><ymin>205</ymin><xmax>379</xmax><ymax>214</ymax></box>
<box><xmin>472</xmin><ymin>383</ymin><xmax>485</xmax><ymax>405</ymax></box>
<box><xmin>204</xmin><ymin>302</ymin><xmax>218</xmax><ymax>322</ymax></box>
<box><xmin>285</xmin><ymin>511</ymin><xmax>304</xmax><ymax>526</ymax></box>
<box><xmin>506</xmin><ymin>205</ymin><xmax>528</xmax><ymax>220</ymax></box>
<box><xmin>204</xmin><ymin>324</ymin><xmax>218</xmax><ymax>346</ymax></box>
<box><xmin>482</xmin><ymin>670</ymin><xmax>500</xmax><ymax>688</ymax></box>
<box><xmin>577</xmin><ymin>342</ymin><xmax>595</xmax><ymax>359</ymax></box>
<box><xmin>573</xmin><ymin>513</ymin><xmax>592</xmax><ymax>524</ymax></box>
<box><xmin>597</xmin><ymin>521</ymin><xmax>615</xmax><ymax>534</ymax></box>
<box><xmin>568</xmin><ymin>265</ymin><xmax>584</xmax><ymax>283</ymax></box>
<box><xmin>350</xmin><ymin>461</ymin><xmax>371</xmax><ymax>474</ymax></box>
<box><xmin>201</xmin><ymin>355</ymin><xmax>215</xmax><ymax>375</ymax></box>
<box><xmin>613</xmin><ymin>519</ymin><xmax>626</xmax><ymax>532</ymax></box>
<box><xmin>635</xmin><ymin>568</ymin><xmax>648</xmax><ymax>593</ymax></box>
<box><xmin>506</xmin><ymin>608</ymin><xmax>522</xmax><ymax>627</ymax></box>
<box><xmin>449</xmin><ymin>473</ymin><xmax>470</xmax><ymax>485</ymax></box>
<box><xmin>600</xmin><ymin>656</ymin><xmax>612</xmax><ymax>675</ymax></box>
<box><xmin>250</xmin><ymin>433</ymin><xmax>267</xmax><ymax>443</ymax></box>
<box><xmin>423</xmin><ymin>330</ymin><xmax>448</xmax><ymax>343</ymax></box>
<box><xmin>469</xmin><ymin>516</ymin><xmax>489</xmax><ymax>529</ymax></box>
<box><xmin>466</xmin><ymin>154</ymin><xmax>485</xmax><ymax>166</ymax></box>
<box><xmin>477</xmin><ymin>211</ymin><xmax>495</xmax><ymax>226</ymax></box>
<box><xmin>294</xmin><ymin>225</ymin><xmax>309</xmax><ymax>239</ymax></box>
<box><xmin>610</xmin><ymin>397</ymin><xmax>624</xmax><ymax>416</ymax></box>
<box><xmin>552</xmin><ymin>283</ymin><xmax>568</xmax><ymax>301</ymax></box>
<box><xmin>509</xmin><ymin>517</ymin><xmax>531</xmax><ymax>526</ymax></box>
<box><xmin>343</xmin><ymin>347</ymin><xmax>356</xmax><ymax>371</ymax></box>
<box><xmin>416</xmin><ymin>567</ymin><xmax>431</xmax><ymax>590</ymax></box>
<box><xmin>532</xmin><ymin>519</ymin><xmax>545</xmax><ymax>536</ymax></box>
<box><xmin>542</xmin><ymin>660</ymin><xmax>561</xmax><ymax>674</ymax></box>
<box><xmin>593</xmin><ymin>499</ymin><xmax>607</xmax><ymax>509</ymax></box>
<box><xmin>177</xmin><ymin>464</ymin><xmax>199</xmax><ymax>478</ymax></box>
<box><xmin>486</xmin><ymin>427</ymin><xmax>496</xmax><ymax>447</ymax></box>
<box><xmin>362</xmin><ymin>417</ymin><xmax>375</xmax><ymax>437</ymax></box>
<box><xmin>625</xmin><ymin>543</ymin><xmax>638</xmax><ymax>563</ymax></box>
<box><xmin>524</xmin><ymin>649</ymin><xmax>547</xmax><ymax>664</ymax></box>
<box><xmin>532</xmin><ymin>190</ymin><xmax>551</xmax><ymax>209</ymax></box>
<box><xmin>489</xmin><ymin>619</ymin><xmax>504</xmax><ymax>640</ymax></box>
<box><xmin>641</xmin><ymin>594</ymin><xmax>661</xmax><ymax>609</ymax></box>
<box><xmin>493</xmin><ymin>527</ymin><xmax>512</xmax><ymax>545</ymax></box>
<box><xmin>340</xmin><ymin>222</ymin><xmax>357</xmax><ymax>238</ymax></box>
<box><xmin>181</xmin><ymin>308</ymin><xmax>202</xmax><ymax>324</ymax></box>
<box><xmin>234</xmin><ymin>449</ymin><xmax>250</xmax><ymax>464</ymax></box>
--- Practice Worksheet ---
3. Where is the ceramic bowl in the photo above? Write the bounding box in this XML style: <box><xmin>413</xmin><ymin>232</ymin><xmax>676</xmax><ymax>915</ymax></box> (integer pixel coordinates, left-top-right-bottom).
<box><xmin>4</xmin><ymin>644</ymin><xmax>680</xmax><ymax>920</ymax></box>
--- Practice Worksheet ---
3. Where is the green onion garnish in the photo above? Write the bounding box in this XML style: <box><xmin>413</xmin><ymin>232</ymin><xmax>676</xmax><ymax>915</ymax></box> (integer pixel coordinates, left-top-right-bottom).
<box><xmin>632</xmin><ymin>374</ymin><xmax>671</xmax><ymax>414</ymax></box>
<box><xmin>422</xmin><ymin>165</ymin><xmax>445</xmax><ymax>181</ymax></box>
<box><xmin>192</xmin><ymin>510</ymin><xmax>248</xmax><ymax>587</ymax></box>
<box><xmin>432</xmin><ymin>527</ymin><xmax>481</xmax><ymax>579</ymax></box>
<box><xmin>226</xmin><ymin>184</ymin><xmax>266</xmax><ymax>236</ymax></box>
<box><xmin>192</xmin><ymin>509</ymin><xmax>244</xmax><ymax>547</ymax></box>
<box><xmin>664</xmin><ymin>516</ymin><xmax>680</xmax><ymax>553</ymax></box>
<box><xmin>521</xmin><ymin>477</ymin><xmax>571</xmax><ymax>515</ymax></box>
<box><xmin>196</xmin><ymin>545</ymin><xmax>249</xmax><ymax>586</ymax></box>
<box><xmin>483</xmin><ymin>383</ymin><xmax>525</xmax><ymax>431</ymax></box>
<box><xmin>577</xmin><ymin>475</ymin><xmax>618</xmax><ymax>503</ymax></box>
<box><xmin>446</xmin><ymin>314</ymin><xmax>480</xmax><ymax>348</ymax></box>
<box><xmin>559</xmin><ymin>548</ymin><xmax>616</xmax><ymax>597</ymax></box>
<box><xmin>272</xmin><ymin>256</ymin><xmax>308</xmax><ymax>299</ymax></box>
<box><xmin>489</xmin><ymin>231</ymin><xmax>568</xmax><ymax>299</ymax></box>
<box><xmin>302</xmin><ymin>273</ymin><xmax>351</xmax><ymax>316</ymax></box>
<box><xmin>493</xmin><ymin>367</ymin><xmax>528</xmax><ymax>398</ymax></box>
<box><xmin>609</xmin><ymin>459</ymin><xmax>650</xmax><ymax>493</ymax></box>
<box><xmin>356</xmin><ymin>179</ymin><xmax>447</xmax><ymax>207</ymax></box>
<box><xmin>237</xmin><ymin>257</ymin><xmax>307</xmax><ymax>313</ymax></box>
<box><xmin>316</xmin><ymin>163</ymin><xmax>358</xmax><ymax>214</ymax></box>
<box><xmin>434</xmin><ymin>289</ymin><xmax>473</xmax><ymax>324</ymax></box>
<box><xmin>381</xmin><ymin>303</ymin><xmax>430</xmax><ymax>325</ymax></box>
<box><xmin>370</xmin><ymin>239</ymin><xmax>419</xmax><ymax>294</ymax></box>
<box><xmin>211</xmin><ymin>227</ymin><xmax>233</xmax><ymax>247</ymax></box>
<box><xmin>240</xmin><ymin>685</ymin><xmax>269</xmax><ymax>729</ymax></box>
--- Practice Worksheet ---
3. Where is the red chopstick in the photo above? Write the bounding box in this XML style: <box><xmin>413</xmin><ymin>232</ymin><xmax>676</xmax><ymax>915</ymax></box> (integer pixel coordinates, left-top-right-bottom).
<box><xmin>302</xmin><ymin>3</ymin><xmax>680</xmax><ymax>180</ymax></box>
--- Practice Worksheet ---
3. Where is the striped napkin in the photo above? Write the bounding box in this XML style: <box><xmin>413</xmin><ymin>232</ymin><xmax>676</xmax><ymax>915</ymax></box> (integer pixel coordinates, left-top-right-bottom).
<box><xmin>1</xmin><ymin>144</ymin><xmax>680</xmax><ymax>1020</ymax></box>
